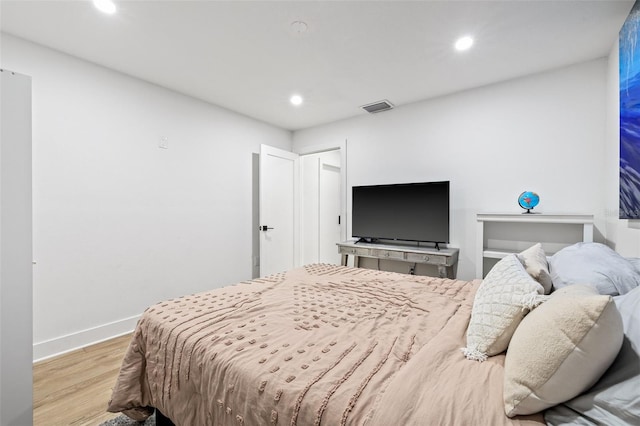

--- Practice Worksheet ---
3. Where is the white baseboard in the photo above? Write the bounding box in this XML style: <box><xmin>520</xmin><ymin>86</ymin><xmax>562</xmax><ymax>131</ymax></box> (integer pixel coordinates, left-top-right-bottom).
<box><xmin>33</xmin><ymin>314</ymin><xmax>140</xmax><ymax>362</ymax></box>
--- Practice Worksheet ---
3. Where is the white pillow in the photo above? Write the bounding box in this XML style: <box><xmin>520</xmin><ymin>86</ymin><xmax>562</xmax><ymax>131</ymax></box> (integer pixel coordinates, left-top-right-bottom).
<box><xmin>517</xmin><ymin>243</ymin><xmax>552</xmax><ymax>294</ymax></box>
<box><xmin>504</xmin><ymin>285</ymin><xmax>624</xmax><ymax>417</ymax></box>
<box><xmin>462</xmin><ymin>254</ymin><xmax>545</xmax><ymax>362</ymax></box>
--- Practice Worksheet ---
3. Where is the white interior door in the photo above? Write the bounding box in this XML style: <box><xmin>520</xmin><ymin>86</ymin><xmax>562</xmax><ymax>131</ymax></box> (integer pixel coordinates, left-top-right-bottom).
<box><xmin>1</xmin><ymin>69</ymin><xmax>33</xmax><ymax>425</ymax></box>
<box><xmin>300</xmin><ymin>155</ymin><xmax>320</xmax><ymax>265</ymax></box>
<box><xmin>318</xmin><ymin>157</ymin><xmax>341</xmax><ymax>264</ymax></box>
<box><xmin>259</xmin><ymin>144</ymin><xmax>299</xmax><ymax>276</ymax></box>
<box><xmin>300</xmin><ymin>150</ymin><xmax>342</xmax><ymax>265</ymax></box>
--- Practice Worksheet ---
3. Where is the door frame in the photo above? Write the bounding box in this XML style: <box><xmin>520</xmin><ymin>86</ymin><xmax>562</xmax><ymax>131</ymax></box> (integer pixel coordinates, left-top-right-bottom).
<box><xmin>295</xmin><ymin>140</ymin><xmax>348</xmax><ymax>245</ymax></box>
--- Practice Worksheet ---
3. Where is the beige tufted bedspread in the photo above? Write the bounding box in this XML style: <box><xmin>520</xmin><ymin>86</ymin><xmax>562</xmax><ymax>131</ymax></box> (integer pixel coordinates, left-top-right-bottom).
<box><xmin>107</xmin><ymin>264</ymin><xmax>544</xmax><ymax>426</ymax></box>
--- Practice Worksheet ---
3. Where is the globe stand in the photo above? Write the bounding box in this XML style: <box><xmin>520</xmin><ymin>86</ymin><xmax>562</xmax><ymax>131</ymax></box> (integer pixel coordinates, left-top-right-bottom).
<box><xmin>518</xmin><ymin>191</ymin><xmax>540</xmax><ymax>214</ymax></box>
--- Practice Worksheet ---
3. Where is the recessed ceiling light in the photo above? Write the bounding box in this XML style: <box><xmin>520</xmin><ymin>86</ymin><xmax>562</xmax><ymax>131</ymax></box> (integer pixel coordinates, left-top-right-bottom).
<box><xmin>93</xmin><ymin>0</ymin><xmax>117</xmax><ymax>15</ymax></box>
<box><xmin>454</xmin><ymin>36</ymin><xmax>474</xmax><ymax>51</ymax></box>
<box><xmin>290</xmin><ymin>94</ymin><xmax>303</xmax><ymax>106</ymax></box>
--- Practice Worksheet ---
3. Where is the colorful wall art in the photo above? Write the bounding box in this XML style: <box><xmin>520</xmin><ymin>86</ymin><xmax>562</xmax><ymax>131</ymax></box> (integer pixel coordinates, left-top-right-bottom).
<box><xmin>620</xmin><ymin>1</ymin><xmax>640</xmax><ymax>219</ymax></box>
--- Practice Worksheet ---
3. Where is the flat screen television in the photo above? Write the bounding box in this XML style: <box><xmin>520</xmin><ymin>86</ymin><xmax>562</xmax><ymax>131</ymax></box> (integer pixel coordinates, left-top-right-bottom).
<box><xmin>351</xmin><ymin>181</ymin><xmax>450</xmax><ymax>245</ymax></box>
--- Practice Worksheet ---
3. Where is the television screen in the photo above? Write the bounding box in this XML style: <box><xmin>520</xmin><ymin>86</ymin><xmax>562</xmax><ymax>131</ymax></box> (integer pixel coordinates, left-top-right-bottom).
<box><xmin>351</xmin><ymin>181</ymin><xmax>450</xmax><ymax>244</ymax></box>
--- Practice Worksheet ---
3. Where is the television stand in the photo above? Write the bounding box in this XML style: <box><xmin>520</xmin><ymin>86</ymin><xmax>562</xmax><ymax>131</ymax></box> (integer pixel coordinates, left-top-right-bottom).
<box><xmin>337</xmin><ymin>241</ymin><xmax>459</xmax><ymax>279</ymax></box>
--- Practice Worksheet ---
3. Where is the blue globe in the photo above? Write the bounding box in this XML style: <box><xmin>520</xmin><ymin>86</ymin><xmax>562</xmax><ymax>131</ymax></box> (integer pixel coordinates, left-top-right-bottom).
<box><xmin>518</xmin><ymin>191</ymin><xmax>540</xmax><ymax>212</ymax></box>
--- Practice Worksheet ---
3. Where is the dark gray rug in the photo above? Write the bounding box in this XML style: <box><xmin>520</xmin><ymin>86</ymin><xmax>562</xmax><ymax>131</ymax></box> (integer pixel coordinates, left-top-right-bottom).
<box><xmin>99</xmin><ymin>413</ymin><xmax>155</xmax><ymax>425</ymax></box>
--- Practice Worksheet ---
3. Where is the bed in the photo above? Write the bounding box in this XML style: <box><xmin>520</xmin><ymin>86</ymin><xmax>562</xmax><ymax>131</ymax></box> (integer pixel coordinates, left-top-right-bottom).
<box><xmin>107</xmin><ymin>243</ymin><xmax>640</xmax><ymax>426</ymax></box>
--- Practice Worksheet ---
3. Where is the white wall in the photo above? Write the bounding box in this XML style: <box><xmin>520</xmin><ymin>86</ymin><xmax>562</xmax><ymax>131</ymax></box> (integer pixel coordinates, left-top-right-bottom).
<box><xmin>0</xmin><ymin>34</ymin><xmax>292</xmax><ymax>360</ymax></box>
<box><xmin>605</xmin><ymin>39</ymin><xmax>640</xmax><ymax>256</ymax></box>
<box><xmin>293</xmin><ymin>59</ymin><xmax>609</xmax><ymax>280</ymax></box>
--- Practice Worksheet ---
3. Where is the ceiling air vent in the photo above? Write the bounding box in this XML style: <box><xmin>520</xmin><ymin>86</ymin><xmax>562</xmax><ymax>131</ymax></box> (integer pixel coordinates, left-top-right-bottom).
<box><xmin>361</xmin><ymin>100</ymin><xmax>394</xmax><ymax>114</ymax></box>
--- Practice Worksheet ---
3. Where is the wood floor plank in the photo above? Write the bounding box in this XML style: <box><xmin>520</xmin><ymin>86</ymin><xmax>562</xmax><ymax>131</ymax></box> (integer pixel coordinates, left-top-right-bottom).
<box><xmin>33</xmin><ymin>334</ymin><xmax>133</xmax><ymax>426</ymax></box>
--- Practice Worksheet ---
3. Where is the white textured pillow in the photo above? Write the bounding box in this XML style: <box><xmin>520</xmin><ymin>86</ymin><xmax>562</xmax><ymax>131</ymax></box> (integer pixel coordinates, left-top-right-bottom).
<box><xmin>462</xmin><ymin>254</ymin><xmax>545</xmax><ymax>361</ymax></box>
<box><xmin>517</xmin><ymin>243</ymin><xmax>552</xmax><ymax>294</ymax></box>
<box><xmin>504</xmin><ymin>285</ymin><xmax>624</xmax><ymax>417</ymax></box>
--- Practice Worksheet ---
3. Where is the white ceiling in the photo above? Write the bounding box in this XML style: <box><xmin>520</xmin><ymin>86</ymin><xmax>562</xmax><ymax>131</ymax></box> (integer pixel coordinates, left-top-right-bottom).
<box><xmin>0</xmin><ymin>0</ymin><xmax>634</xmax><ymax>131</ymax></box>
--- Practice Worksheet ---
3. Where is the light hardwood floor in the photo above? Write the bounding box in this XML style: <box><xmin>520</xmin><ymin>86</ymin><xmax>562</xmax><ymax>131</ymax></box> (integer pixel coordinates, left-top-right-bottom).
<box><xmin>33</xmin><ymin>334</ymin><xmax>132</xmax><ymax>426</ymax></box>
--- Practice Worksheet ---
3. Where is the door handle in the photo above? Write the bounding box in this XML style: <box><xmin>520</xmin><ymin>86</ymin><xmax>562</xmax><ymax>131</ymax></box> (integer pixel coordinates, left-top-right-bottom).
<box><xmin>260</xmin><ymin>225</ymin><xmax>274</xmax><ymax>231</ymax></box>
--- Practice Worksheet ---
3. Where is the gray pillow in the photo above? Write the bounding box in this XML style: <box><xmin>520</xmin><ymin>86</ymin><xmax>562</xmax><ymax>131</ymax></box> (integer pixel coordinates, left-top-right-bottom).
<box><xmin>545</xmin><ymin>285</ymin><xmax>640</xmax><ymax>425</ymax></box>
<box><xmin>549</xmin><ymin>242</ymin><xmax>640</xmax><ymax>296</ymax></box>
<box><xmin>628</xmin><ymin>257</ymin><xmax>640</xmax><ymax>275</ymax></box>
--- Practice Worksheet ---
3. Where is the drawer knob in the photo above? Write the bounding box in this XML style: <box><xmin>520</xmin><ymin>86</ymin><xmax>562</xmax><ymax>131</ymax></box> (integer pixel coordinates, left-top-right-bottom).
<box><xmin>424</xmin><ymin>256</ymin><xmax>429</xmax><ymax>261</ymax></box>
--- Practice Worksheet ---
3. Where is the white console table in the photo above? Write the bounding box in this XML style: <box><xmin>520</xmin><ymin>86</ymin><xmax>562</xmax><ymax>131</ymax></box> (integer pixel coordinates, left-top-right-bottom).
<box><xmin>337</xmin><ymin>241</ymin><xmax>459</xmax><ymax>279</ymax></box>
